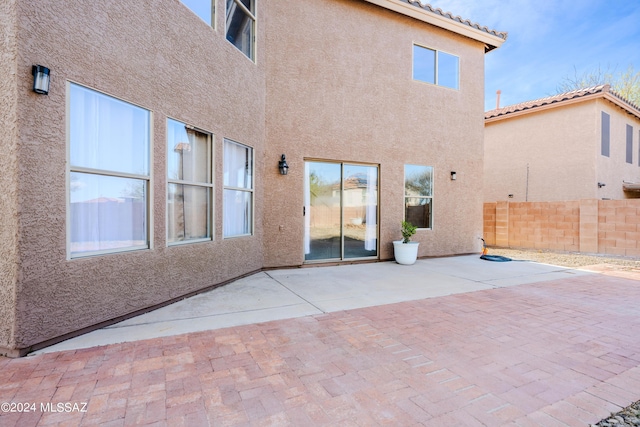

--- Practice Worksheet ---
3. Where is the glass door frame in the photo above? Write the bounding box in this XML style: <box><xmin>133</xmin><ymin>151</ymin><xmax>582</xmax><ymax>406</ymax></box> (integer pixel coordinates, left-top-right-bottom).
<box><xmin>303</xmin><ymin>159</ymin><xmax>379</xmax><ymax>264</ymax></box>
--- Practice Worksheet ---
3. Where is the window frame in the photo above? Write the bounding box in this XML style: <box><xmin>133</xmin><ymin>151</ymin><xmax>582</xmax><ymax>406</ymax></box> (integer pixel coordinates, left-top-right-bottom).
<box><xmin>66</xmin><ymin>82</ymin><xmax>152</xmax><ymax>259</ymax></box>
<box><xmin>412</xmin><ymin>43</ymin><xmax>460</xmax><ymax>90</ymax></box>
<box><xmin>166</xmin><ymin>118</ymin><xmax>214</xmax><ymax>246</ymax></box>
<box><xmin>226</xmin><ymin>0</ymin><xmax>256</xmax><ymax>61</ymax></box>
<box><xmin>179</xmin><ymin>0</ymin><xmax>216</xmax><ymax>28</ymax></box>
<box><xmin>404</xmin><ymin>164</ymin><xmax>434</xmax><ymax>230</ymax></box>
<box><xmin>223</xmin><ymin>138</ymin><xmax>254</xmax><ymax>238</ymax></box>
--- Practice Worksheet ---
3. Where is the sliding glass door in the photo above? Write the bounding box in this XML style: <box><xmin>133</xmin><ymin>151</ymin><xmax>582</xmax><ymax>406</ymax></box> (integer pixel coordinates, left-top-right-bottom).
<box><xmin>304</xmin><ymin>161</ymin><xmax>378</xmax><ymax>261</ymax></box>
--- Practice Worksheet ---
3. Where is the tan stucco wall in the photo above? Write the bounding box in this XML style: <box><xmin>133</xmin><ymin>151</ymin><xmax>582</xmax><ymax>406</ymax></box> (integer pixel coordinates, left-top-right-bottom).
<box><xmin>7</xmin><ymin>0</ymin><xmax>266</xmax><ymax>354</ymax></box>
<box><xmin>0</xmin><ymin>0</ymin><xmax>19</xmax><ymax>354</ymax></box>
<box><xmin>263</xmin><ymin>0</ymin><xmax>488</xmax><ymax>266</ymax></box>
<box><xmin>484</xmin><ymin>101</ymin><xmax>599</xmax><ymax>203</ymax></box>
<box><xmin>485</xmin><ymin>99</ymin><xmax>640</xmax><ymax>203</ymax></box>
<box><xmin>3</xmin><ymin>0</ymin><xmax>492</xmax><ymax>354</ymax></box>
<box><xmin>595</xmin><ymin>99</ymin><xmax>640</xmax><ymax>199</ymax></box>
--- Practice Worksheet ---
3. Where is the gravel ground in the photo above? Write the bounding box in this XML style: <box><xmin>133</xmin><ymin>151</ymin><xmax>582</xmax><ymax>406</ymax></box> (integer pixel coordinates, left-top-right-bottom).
<box><xmin>486</xmin><ymin>247</ymin><xmax>640</xmax><ymax>426</ymax></box>
<box><xmin>487</xmin><ymin>247</ymin><xmax>640</xmax><ymax>270</ymax></box>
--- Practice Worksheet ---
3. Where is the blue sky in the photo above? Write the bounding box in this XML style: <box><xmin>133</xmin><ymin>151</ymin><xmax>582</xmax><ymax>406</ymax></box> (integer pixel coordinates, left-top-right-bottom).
<box><xmin>431</xmin><ymin>0</ymin><xmax>640</xmax><ymax>111</ymax></box>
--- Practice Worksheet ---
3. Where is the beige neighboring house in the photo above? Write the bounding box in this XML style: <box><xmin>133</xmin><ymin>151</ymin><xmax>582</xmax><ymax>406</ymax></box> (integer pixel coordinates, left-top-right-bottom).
<box><xmin>0</xmin><ymin>0</ymin><xmax>505</xmax><ymax>356</ymax></box>
<box><xmin>484</xmin><ymin>85</ymin><xmax>640</xmax><ymax>202</ymax></box>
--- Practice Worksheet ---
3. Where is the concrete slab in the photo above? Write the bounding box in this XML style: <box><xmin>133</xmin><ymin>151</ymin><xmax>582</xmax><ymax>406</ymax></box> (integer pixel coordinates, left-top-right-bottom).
<box><xmin>33</xmin><ymin>255</ymin><xmax>594</xmax><ymax>355</ymax></box>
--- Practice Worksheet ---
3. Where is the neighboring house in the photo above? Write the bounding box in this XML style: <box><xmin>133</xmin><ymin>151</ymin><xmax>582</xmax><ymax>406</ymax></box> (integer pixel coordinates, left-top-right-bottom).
<box><xmin>0</xmin><ymin>0</ymin><xmax>505</xmax><ymax>356</ymax></box>
<box><xmin>484</xmin><ymin>85</ymin><xmax>640</xmax><ymax>202</ymax></box>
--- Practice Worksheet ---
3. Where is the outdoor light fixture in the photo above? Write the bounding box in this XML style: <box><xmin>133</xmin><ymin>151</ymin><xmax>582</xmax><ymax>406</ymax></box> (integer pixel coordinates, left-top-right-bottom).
<box><xmin>598</xmin><ymin>182</ymin><xmax>606</xmax><ymax>188</ymax></box>
<box><xmin>279</xmin><ymin>154</ymin><xmax>289</xmax><ymax>175</ymax></box>
<box><xmin>450</xmin><ymin>171</ymin><xmax>457</xmax><ymax>180</ymax></box>
<box><xmin>32</xmin><ymin>65</ymin><xmax>50</xmax><ymax>95</ymax></box>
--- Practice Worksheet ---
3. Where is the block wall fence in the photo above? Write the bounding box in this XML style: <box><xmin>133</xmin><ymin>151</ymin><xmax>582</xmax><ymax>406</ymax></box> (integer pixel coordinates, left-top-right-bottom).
<box><xmin>483</xmin><ymin>199</ymin><xmax>640</xmax><ymax>257</ymax></box>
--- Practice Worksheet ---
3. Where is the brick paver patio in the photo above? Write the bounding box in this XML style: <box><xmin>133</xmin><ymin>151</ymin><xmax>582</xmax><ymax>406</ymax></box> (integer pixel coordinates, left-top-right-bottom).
<box><xmin>1</xmin><ymin>269</ymin><xmax>640</xmax><ymax>426</ymax></box>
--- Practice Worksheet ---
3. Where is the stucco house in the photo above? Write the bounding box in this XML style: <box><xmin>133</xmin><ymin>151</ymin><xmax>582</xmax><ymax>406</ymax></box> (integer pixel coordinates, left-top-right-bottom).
<box><xmin>484</xmin><ymin>85</ymin><xmax>640</xmax><ymax>202</ymax></box>
<box><xmin>0</xmin><ymin>0</ymin><xmax>505</xmax><ymax>356</ymax></box>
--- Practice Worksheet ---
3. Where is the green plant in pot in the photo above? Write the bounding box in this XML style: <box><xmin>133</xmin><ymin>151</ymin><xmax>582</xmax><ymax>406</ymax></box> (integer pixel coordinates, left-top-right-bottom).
<box><xmin>401</xmin><ymin>220</ymin><xmax>417</xmax><ymax>243</ymax></box>
<box><xmin>393</xmin><ymin>221</ymin><xmax>420</xmax><ymax>265</ymax></box>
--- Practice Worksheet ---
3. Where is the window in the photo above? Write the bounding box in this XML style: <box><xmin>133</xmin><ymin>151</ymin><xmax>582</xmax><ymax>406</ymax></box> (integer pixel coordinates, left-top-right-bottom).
<box><xmin>68</xmin><ymin>83</ymin><xmax>150</xmax><ymax>257</ymax></box>
<box><xmin>223</xmin><ymin>139</ymin><xmax>253</xmax><ymax>237</ymax></box>
<box><xmin>601</xmin><ymin>111</ymin><xmax>610</xmax><ymax>157</ymax></box>
<box><xmin>626</xmin><ymin>124</ymin><xmax>633</xmax><ymax>164</ymax></box>
<box><xmin>180</xmin><ymin>0</ymin><xmax>214</xmax><ymax>26</ymax></box>
<box><xmin>413</xmin><ymin>44</ymin><xmax>459</xmax><ymax>90</ymax></box>
<box><xmin>167</xmin><ymin>119</ymin><xmax>213</xmax><ymax>244</ymax></box>
<box><xmin>404</xmin><ymin>165</ymin><xmax>433</xmax><ymax>229</ymax></box>
<box><xmin>226</xmin><ymin>0</ymin><xmax>255</xmax><ymax>60</ymax></box>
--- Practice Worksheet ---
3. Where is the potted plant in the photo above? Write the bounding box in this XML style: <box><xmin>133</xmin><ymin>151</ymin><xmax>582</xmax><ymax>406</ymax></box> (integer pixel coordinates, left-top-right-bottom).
<box><xmin>393</xmin><ymin>221</ymin><xmax>419</xmax><ymax>265</ymax></box>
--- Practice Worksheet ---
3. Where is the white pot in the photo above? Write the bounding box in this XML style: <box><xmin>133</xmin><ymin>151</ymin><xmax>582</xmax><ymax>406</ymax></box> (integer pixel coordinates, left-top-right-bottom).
<box><xmin>393</xmin><ymin>241</ymin><xmax>420</xmax><ymax>265</ymax></box>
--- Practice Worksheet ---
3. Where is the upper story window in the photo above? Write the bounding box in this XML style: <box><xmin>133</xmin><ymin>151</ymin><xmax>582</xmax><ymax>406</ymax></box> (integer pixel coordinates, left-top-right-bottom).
<box><xmin>226</xmin><ymin>0</ymin><xmax>255</xmax><ymax>60</ymax></box>
<box><xmin>626</xmin><ymin>124</ymin><xmax>633</xmax><ymax>164</ymax></box>
<box><xmin>223</xmin><ymin>139</ymin><xmax>254</xmax><ymax>237</ymax></box>
<box><xmin>167</xmin><ymin>119</ymin><xmax>213</xmax><ymax>245</ymax></box>
<box><xmin>180</xmin><ymin>0</ymin><xmax>214</xmax><ymax>27</ymax></box>
<box><xmin>601</xmin><ymin>111</ymin><xmax>610</xmax><ymax>157</ymax></box>
<box><xmin>413</xmin><ymin>44</ymin><xmax>459</xmax><ymax>90</ymax></box>
<box><xmin>405</xmin><ymin>165</ymin><xmax>433</xmax><ymax>229</ymax></box>
<box><xmin>68</xmin><ymin>83</ymin><xmax>150</xmax><ymax>258</ymax></box>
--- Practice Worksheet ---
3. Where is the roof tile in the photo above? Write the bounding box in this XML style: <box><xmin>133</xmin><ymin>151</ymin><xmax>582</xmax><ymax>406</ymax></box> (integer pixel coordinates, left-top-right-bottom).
<box><xmin>404</xmin><ymin>0</ymin><xmax>508</xmax><ymax>41</ymax></box>
<box><xmin>485</xmin><ymin>85</ymin><xmax>640</xmax><ymax>119</ymax></box>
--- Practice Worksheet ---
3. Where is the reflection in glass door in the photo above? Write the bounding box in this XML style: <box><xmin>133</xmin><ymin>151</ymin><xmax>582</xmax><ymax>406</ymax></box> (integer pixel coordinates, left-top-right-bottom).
<box><xmin>304</xmin><ymin>161</ymin><xmax>378</xmax><ymax>261</ymax></box>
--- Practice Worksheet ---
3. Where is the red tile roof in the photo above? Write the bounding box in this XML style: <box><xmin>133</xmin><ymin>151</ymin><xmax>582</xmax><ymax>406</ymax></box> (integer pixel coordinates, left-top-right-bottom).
<box><xmin>485</xmin><ymin>85</ymin><xmax>640</xmax><ymax>120</ymax></box>
<box><xmin>364</xmin><ymin>0</ymin><xmax>507</xmax><ymax>52</ymax></box>
<box><xmin>405</xmin><ymin>0</ymin><xmax>508</xmax><ymax>42</ymax></box>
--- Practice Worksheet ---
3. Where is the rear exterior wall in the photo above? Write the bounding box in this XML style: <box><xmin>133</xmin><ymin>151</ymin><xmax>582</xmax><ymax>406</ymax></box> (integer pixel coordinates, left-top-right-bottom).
<box><xmin>263</xmin><ymin>0</ymin><xmax>488</xmax><ymax>266</ymax></box>
<box><xmin>0</xmin><ymin>0</ymin><xmax>19</xmax><ymax>352</ymax></box>
<box><xmin>4</xmin><ymin>0</ymin><xmax>265</xmax><ymax>355</ymax></box>
<box><xmin>2</xmin><ymin>0</ymin><xmax>491</xmax><ymax>355</ymax></box>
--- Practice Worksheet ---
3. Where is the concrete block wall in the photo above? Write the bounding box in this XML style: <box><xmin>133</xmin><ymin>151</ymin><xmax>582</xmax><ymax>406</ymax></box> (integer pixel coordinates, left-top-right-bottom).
<box><xmin>597</xmin><ymin>200</ymin><xmax>640</xmax><ymax>257</ymax></box>
<box><xmin>483</xmin><ymin>203</ymin><xmax>496</xmax><ymax>246</ymax></box>
<box><xmin>483</xmin><ymin>199</ymin><xmax>640</xmax><ymax>257</ymax></box>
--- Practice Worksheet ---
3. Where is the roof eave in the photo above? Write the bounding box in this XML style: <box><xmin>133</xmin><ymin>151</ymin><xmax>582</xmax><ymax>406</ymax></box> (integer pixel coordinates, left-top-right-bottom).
<box><xmin>485</xmin><ymin>91</ymin><xmax>640</xmax><ymax>123</ymax></box>
<box><xmin>363</xmin><ymin>0</ymin><xmax>506</xmax><ymax>52</ymax></box>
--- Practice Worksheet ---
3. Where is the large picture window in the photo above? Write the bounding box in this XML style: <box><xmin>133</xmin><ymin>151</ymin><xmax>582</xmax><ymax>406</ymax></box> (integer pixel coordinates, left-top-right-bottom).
<box><xmin>68</xmin><ymin>83</ymin><xmax>150</xmax><ymax>257</ymax></box>
<box><xmin>167</xmin><ymin>119</ymin><xmax>213</xmax><ymax>244</ymax></box>
<box><xmin>226</xmin><ymin>0</ymin><xmax>255</xmax><ymax>60</ymax></box>
<box><xmin>404</xmin><ymin>165</ymin><xmax>433</xmax><ymax>229</ymax></box>
<box><xmin>413</xmin><ymin>44</ymin><xmax>459</xmax><ymax>90</ymax></box>
<box><xmin>223</xmin><ymin>139</ymin><xmax>253</xmax><ymax>237</ymax></box>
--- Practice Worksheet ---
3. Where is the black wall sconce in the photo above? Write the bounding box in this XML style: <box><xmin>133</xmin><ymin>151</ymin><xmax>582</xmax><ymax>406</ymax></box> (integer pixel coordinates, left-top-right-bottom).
<box><xmin>598</xmin><ymin>182</ymin><xmax>606</xmax><ymax>188</ymax></box>
<box><xmin>450</xmin><ymin>171</ymin><xmax>457</xmax><ymax>181</ymax></box>
<box><xmin>278</xmin><ymin>154</ymin><xmax>289</xmax><ymax>175</ymax></box>
<box><xmin>32</xmin><ymin>65</ymin><xmax>50</xmax><ymax>95</ymax></box>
